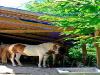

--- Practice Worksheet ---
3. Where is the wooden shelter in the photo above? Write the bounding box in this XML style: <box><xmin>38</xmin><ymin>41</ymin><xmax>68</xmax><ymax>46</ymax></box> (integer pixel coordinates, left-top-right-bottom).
<box><xmin>0</xmin><ymin>6</ymin><xmax>100</xmax><ymax>68</ymax></box>
<box><xmin>0</xmin><ymin>6</ymin><xmax>65</xmax><ymax>44</ymax></box>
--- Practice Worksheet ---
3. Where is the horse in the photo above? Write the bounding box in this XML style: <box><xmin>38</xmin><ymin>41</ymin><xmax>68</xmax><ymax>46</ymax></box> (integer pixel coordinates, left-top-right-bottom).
<box><xmin>6</xmin><ymin>42</ymin><xmax>60</xmax><ymax>67</ymax></box>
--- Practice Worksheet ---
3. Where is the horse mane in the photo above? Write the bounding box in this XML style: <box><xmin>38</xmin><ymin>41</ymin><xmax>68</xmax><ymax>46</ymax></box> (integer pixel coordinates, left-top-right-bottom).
<box><xmin>12</xmin><ymin>43</ymin><xmax>26</xmax><ymax>53</ymax></box>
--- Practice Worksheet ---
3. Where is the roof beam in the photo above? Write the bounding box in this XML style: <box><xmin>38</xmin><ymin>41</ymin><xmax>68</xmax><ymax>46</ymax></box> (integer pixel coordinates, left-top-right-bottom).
<box><xmin>0</xmin><ymin>8</ymin><xmax>39</xmax><ymax>20</ymax></box>
<box><xmin>5</xmin><ymin>33</ymin><xmax>54</xmax><ymax>41</ymax></box>
<box><xmin>0</xmin><ymin>33</ymin><xmax>45</xmax><ymax>43</ymax></box>
<box><xmin>0</xmin><ymin>17</ymin><xmax>62</xmax><ymax>31</ymax></box>
<box><xmin>0</xmin><ymin>20</ymin><xmax>48</xmax><ymax>30</ymax></box>
<box><xmin>0</xmin><ymin>30</ymin><xmax>61</xmax><ymax>33</ymax></box>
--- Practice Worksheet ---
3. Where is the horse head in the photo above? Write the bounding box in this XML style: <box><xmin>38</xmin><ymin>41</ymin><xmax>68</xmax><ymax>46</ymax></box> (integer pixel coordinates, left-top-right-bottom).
<box><xmin>52</xmin><ymin>43</ymin><xmax>61</xmax><ymax>54</ymax></box>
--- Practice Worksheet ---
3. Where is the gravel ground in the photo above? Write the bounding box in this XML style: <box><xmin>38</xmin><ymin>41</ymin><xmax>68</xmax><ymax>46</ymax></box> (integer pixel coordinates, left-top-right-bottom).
<box><xmin>0</xmin><ymin>64</ymin><xmax>100</xmax><ymax>75</ymax></box>
<box><xmin>0</xmin><ymin>64</ymin><xmax>59</xmax><ymax>75</ymax></box>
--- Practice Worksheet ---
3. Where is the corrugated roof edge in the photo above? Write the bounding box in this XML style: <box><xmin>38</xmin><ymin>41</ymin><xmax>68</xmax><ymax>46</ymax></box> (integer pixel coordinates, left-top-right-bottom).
<box><xmin>0</xmin><ymin>6</ymin><xmax>64</xmax><ymax>18</ymax></box>
<box><xmin>0</xmin><ymin>6</ymin><xmax>53</xmax><ymax>25</ymax></box>
<box><xmin>0</xmin><ymin>6</ymin><xmax>44</xmax><ymax>16</ymax></box>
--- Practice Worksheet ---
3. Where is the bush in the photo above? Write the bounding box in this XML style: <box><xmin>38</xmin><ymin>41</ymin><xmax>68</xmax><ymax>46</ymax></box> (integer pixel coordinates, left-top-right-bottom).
<box><xmin>86</xmin><ymin>46</ymin><xmax>96</xmax><ymax>66</ymax></box>
<box><xmin>67</xmin><ymin>44</ymin><xmax>96</xmax><ymax>67</ymax></box>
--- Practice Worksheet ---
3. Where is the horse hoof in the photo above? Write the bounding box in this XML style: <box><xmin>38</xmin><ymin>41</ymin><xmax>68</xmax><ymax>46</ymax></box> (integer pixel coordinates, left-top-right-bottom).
<box><xmin>43</xmin><ymin>66</ymin><xmax>46</xmax><ymax>68</ymax></box>
<box><xmin>38</xmin><ymin>66</ymin><xmax>42</xmax><ymax>68</ymax></box>
<box><xmin>18</xmin><ymin>64</ymin><xmax>23</xmax><ymax>66</ymax></box>
<box><xmin>38</xmin><ymin>66</ymin><xmax>41</xmax><ymax>68</ymax></box>
<box><xmin>19</xmin><ymin>65</ymin><xmax>23</xmax><ymax>67</ymax></box>
<box><xmin>13</xmin><ymin>65</ymin><xmax>17</xmax><ymax>67</ymax></box>
<box><xmin>38</xmin><ymin>64</ymin><xmax>42</xmax><ymax>68</ymax></box>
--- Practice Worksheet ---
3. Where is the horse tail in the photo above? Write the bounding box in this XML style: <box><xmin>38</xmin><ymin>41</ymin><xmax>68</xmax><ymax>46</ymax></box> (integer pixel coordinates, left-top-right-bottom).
<box><xmin>0</xmin><ymin>47</ymin><xmax>2</xmax><ymax>63</ymax></box>
<box><xmin>1</xmin><ymin>45</ymin><xmax>9</xmax><ymax>64</ymax></box>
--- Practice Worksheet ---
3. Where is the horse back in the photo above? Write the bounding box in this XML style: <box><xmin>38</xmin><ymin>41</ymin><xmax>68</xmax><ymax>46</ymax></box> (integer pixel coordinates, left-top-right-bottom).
<box><xmin>8</xmin><ymin>43</ymin><xmax>26</xmax><ymax>54</ymax></box>
<box><xmin>23</xmin><ymin>45</ymin><xmax>42</xmax><ymax>56</ymax></box>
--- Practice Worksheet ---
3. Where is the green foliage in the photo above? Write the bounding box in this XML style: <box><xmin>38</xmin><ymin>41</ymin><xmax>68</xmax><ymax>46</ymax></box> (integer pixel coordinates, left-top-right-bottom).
<box><xmin>25</xmin><ymin>0</ymin><xmax>100</xmax><ymax>35</ymax></box>
<box><xmin>69</xmin><ymin>44</ymin><xmax>82</xmax><ymax>61</ymax></box>
<box><xmin>68</xmin><ymin>44</ymin><xmax>96</xmax><ymax>66</ymax></box>
<box><xmin>86</xmin><ymin>44</ymin><xmax>96</xmax><ymax>66</ymax></box>
<box><xmin>24</xmin><ymin>0</ymin><xmax>99</xmax><ymax>67</ymax></box>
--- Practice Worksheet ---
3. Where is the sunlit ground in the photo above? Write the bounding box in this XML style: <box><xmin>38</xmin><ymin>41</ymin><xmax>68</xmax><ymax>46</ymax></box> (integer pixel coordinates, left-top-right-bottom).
<box><xmin>0</xmin><ymin>65</ymin><xmax>15</xmax><ymax>74</ymax></box>
<box><xmin>0</xmin><ymin>64</ymin><xmax>58</xmax><ymax>75</ymax></box>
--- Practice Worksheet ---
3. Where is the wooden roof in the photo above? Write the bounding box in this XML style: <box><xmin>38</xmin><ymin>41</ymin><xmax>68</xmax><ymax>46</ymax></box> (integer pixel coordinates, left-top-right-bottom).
<box><xmin>0</xmin><ymin>6</ymin><xmax>64</xmax><ymax>44</ymax></box>
<box><xmin>0</xmin><ymin>6</ymin><xmax>64</xmax><ymax>33</ymax></box>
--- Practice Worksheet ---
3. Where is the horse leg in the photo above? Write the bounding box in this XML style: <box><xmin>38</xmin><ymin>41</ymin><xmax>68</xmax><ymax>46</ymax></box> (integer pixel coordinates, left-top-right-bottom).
<box><xmin>15</xmin><ymin>53</ymin><xmax>23</xmax><ymax>66</ymax></box>
<box><xmin>1</xmin><ymin>46</ymin><xmax>8</xmax><ymax>64</ymax></box>
<box><xmin>43</xmin><ymin>54</ymin><xmax>49</xmax><ymax>67</ymax></box>
<box><xmin>52</xmin><ymin>54</ymin><xmax>56</xmax><ymax>66</ymax></box>
<box><xmin>38</xmin><ymin>55</ymin><xmax>43</xmax><ymax>67</ymax></box>
<box><xmin>10</xmin><ymin>53</ymin><xmax>16</xmax><ymax>66</ymax></box>
<box><xmin>1</xmin><ymin>56</ymin><xmax>7</xmax><ymax>64</ymax></box>
<box><xmin>1</xmin><ymin>51</ymin><xmax>7</xmax><ymax>64</ymax></box>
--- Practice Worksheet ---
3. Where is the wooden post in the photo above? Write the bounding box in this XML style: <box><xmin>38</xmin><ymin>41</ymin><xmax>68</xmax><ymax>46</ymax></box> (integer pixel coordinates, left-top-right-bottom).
<box><xmin>95</xmin><ymin>30</ymin><xmax>100</xmax><ymax>68</ymax></box>
<box><xmin>82</xmin><ymin>43</ymin><xmax>87</xmax><ymax>65</ymax></box>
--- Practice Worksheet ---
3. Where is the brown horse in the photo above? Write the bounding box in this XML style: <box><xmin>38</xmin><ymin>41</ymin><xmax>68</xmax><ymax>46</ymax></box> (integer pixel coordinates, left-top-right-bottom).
<box><xmin>5</xmin><ymin>42</ymin><xmax>60</xmax><ymax>67</ymax></box>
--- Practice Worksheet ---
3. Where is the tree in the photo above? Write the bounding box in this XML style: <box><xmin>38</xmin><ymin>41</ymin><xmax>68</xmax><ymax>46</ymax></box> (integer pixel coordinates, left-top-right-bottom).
<box><xmin>25</xmin><ymin>0</ymin><xmax>100</xmax><ymax>67</ymax></box>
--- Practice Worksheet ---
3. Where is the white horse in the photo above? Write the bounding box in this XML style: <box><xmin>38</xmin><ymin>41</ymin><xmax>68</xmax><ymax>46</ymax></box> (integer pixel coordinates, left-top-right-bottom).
<box><xmin>7</xmin><ymin>42</ymin><xmax>60</xmax><ymax>67</ymax></box>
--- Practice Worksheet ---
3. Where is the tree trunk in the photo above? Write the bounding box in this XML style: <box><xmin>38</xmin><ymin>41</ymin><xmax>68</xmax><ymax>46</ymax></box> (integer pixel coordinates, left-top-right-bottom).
<box><xmin>95</xmin><ymin>30</ymin><xmax>100</xmax><ymax>68</ymax></box>
<box><xmin>82</xmin><ymin>43</ymin><xmax>87</xmax><ymax>65</ymax></box>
